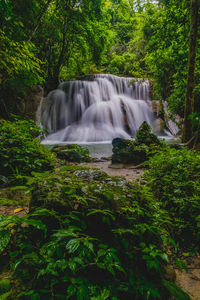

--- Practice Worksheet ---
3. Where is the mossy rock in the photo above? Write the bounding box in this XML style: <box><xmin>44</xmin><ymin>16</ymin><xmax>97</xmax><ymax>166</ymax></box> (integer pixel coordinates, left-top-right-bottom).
<box><xmin>112</xmin><ymin>140</ymin><xmax>147</xmax><ymax>165</ymax></box>
<box><xmin>52</xmin><ymin>144</ymin><xmax>91</xmax><ymax>163</ymax></box>
<box><xmin>112</xmin><ymin>122</ymin><xmax>163</xmax><ymax>164</ymax></box>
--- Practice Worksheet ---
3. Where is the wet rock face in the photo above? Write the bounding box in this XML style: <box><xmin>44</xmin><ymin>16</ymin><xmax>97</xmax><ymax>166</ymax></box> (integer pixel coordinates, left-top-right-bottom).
<box><xmin>151</xmin><ymin>100</ymin><xmax>163</xmax><ymax>117</ymax></box>
<box><xmin>112</xmin><ymin>122</ymin><xmax>162</xmax><ymax>164</ymax></box>
<box><xmin>25</xmin><ymin>85</ymin><xmax>43</xmax><ymax>116</ymax></box>
<box><xmin>52</xmin><ymin>144</ymin><xmax>91</xmax><ymax>163</ymax></box>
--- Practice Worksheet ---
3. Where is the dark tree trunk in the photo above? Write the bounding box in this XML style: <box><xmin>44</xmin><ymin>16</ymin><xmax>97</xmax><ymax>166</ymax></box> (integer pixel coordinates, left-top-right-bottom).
<box><xmin>182</xmin><ymin>0</ymin><xmax>198</xmax><ymax>143</ymax></box>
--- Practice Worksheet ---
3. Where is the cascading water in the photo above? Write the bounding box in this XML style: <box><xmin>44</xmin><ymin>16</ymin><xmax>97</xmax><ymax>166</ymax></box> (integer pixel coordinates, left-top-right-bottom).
<box><xmin>40</xmin><ymin>74</ymin><xmax>154</xmax><ymax>143</ymax></box>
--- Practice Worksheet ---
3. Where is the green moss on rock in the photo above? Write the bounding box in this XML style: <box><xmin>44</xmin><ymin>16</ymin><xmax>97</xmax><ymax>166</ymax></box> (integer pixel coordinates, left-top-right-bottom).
<box><xmin>112</xmin><ymin>122</ymin><xmax>163</xmax><ymax>164</ymax></box>
<box><xmin>52</xmin><ymin>144</ymin><xmax>91</xmax><ymax>163</ymax></box>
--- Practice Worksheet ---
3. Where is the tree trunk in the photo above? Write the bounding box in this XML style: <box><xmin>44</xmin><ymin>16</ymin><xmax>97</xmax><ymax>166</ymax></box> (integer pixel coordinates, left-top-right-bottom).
<box><xmin>182</xmin><ymin>0</ymin><xmax>198</xmax><ymax>143</ymax></box>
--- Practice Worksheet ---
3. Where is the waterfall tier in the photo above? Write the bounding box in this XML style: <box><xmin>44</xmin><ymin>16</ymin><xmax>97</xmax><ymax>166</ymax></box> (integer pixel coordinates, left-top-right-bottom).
<box><xmin>40</xmin><ymin>74</ymin><xmax>154</xmax><ymax>142</ymax></box>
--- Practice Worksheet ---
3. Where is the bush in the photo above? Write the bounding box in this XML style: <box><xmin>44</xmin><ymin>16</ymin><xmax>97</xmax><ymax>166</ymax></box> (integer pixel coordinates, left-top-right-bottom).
<box><xmin>0</xmin><ymin>119</ymin><xmax>55</xmax><ymax>185</ymax></box>
<box><xmin>144</xmin><ymin>147</ymin><xmax>200</xmax><ymax>253</ymax></box>
<box><xmin>0</xmin><ymin>167</ymin><xmax>190</xmax><ymax>300</ymax></box>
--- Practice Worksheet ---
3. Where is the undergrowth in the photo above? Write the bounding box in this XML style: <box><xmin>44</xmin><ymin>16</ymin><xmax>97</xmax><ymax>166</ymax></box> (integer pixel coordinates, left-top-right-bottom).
<box><xmin>144</xmin><ymin>147</ymin><xmax>200</xmax><ymax>254</ymax></box>
<box><xmin>0</xmin><ymin>119</ymin><xmax>55</xmax><ymax>186</ymax></box>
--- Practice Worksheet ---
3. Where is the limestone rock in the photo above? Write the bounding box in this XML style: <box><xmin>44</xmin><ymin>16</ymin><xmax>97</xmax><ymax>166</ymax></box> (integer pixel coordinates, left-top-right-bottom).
<box><xmin>152</xmin><ymin>100</ymin><xmax>163</xmax><ymax>117</ymax></box>
<box><xmin>153</xmin><ymin>118</ymin><xmax>165</xmax><ymax>133</ymax></box>
<box><xmin>25</xmin><ymin>85</ymin><xmax>43</xmax><ymax>116</ymax></box>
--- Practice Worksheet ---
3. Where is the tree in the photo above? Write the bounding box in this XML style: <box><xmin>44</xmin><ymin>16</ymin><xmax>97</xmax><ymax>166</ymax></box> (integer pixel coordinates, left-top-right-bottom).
<box><xmin>182</xmin><ymin>0</ymin><xmax>199</xmax><ymax>143</ymax></box>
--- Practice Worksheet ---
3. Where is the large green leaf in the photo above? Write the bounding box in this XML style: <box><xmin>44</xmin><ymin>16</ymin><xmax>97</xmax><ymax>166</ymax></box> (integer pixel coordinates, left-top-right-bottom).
<box><xmin>0</xmin><ymin>230</ymin><xmax>11</xmax><ymax>254</ymax></box>
<box><xmin>162</xmin><ymin>280</ymin><xmax>191</xmax><ymax>300</ymax></box>
<box><xmin>0</xmin><ymin>291</ymin><xmax>12</xmax><ymax>300</ymax></box>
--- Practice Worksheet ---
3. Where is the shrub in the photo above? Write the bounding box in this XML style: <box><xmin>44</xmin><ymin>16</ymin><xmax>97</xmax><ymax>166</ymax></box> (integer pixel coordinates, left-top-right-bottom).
<box><xmin>144</xmin><ymin>147</ymin><xmax>200</xmax><ymax>253</ymax></box>
<box><xmin>0</xmin><ymin>168</ymin><xmax>190</xmax><ymax>300</ymax></box>
<box><xmin>0</xmin><ymin>119</ymin><xmax>55</xmax><ymax>185</ymax></box>
<box><xmin>134</xmin><ymin>122</ymin><xmax>162</xmax><ymax>147</ymax></box>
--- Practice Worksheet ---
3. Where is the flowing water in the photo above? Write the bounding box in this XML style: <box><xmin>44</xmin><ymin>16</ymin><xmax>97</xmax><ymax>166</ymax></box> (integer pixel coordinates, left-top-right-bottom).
<box><xmin>40</xmin><ymin>74</ymin><xmax>155</xmax><ymax>144</ymax></box>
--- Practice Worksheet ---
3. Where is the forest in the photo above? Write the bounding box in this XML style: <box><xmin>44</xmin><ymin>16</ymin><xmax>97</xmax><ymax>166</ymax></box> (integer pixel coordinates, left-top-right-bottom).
<box><xmin>0</xmin><ymin>0</ymin><xmax>200</xmax><ymax>299</ymax></box>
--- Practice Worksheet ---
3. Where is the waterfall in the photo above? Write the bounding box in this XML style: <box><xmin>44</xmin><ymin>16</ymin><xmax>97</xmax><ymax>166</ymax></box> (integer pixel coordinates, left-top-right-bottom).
<box><xmin>40</xmin><ymin>74</ymin><xmax>154</xmax><ymax>143</ymax></box>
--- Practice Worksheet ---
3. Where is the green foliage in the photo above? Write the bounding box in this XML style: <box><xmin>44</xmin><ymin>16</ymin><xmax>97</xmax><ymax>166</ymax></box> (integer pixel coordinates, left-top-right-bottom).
<box><xmin>112</xmin><ymin>122</ymin><xmax>164</xmax><ymax>164</ymax></box>
<box><xmin>0</xmin><ymin>230</ymin><xmax>11</xmax><ymax>255</ymax></box>
<box><xmin>0</xmin><ymin>30</ymin><xmax>43</xmax><ymax>88</ymax></box>
<box><xmin>0</xmin><ymin>120</ymin><xmax>55</xmax><ymax>185</ymax></box>
<box><xmin>189</xmin><ymin>112</ymin><xmax>200</xmax><ymax>135</ymax></box>
<box><xmin>144</xmin><ymin>147</ymin><xmax>200</xmax><ymax>253</ymax></box>
<box><xmin>0</xmin><ymin>28</ymin><xmax>44</xmax><ymax>116</ymax></box>
<box><xmin>52</xmin><ymin>145</ymin><xmax>91</xmax><ymax>163</ymax></box>
<box><xmin>143</xmin><ymin>0</ymin><xmax>190</xmax><ymax>116</ymax></box>
<box><xmin>0</xmin><ymin>181</ymin><xmax>180</xmax><ymax>300</ymax></box>
<box><xmin>134</xmin><ymin>122</ymin><xmax>162</xmax><ymax>147</ymax></box>
<box><xmin>161</xmin><ymin>280</ymin><xmax>191</xmax><ymax>300</ymax></box>
<box><xmin>0</xmin><ymin>279</ymin><xmax>11</xmax><ymax>295</ymax></box>
<box><xmin>0</xmin><ymin>291</ymin><xmax>12</xmax><ymax>300</ymax></box>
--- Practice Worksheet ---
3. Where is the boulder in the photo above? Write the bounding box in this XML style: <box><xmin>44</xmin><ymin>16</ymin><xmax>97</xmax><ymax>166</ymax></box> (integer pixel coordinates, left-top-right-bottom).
<box><xmin>52</xmin><ymin>144</ymin><xmax>91</xmax><ymax>163</ymax></box>
<box><xmin>112</xmin><ymin>122</ymin><xmax>162</xmax><ymax>164</ymax></box>
<box><xmin>112</xmin><ymin>139</ymin><xmax>147</xmax><ymax>165</ymax></box>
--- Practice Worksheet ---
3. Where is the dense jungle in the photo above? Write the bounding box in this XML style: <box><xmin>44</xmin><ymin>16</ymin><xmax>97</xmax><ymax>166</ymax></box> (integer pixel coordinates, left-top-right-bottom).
<box><xmin>0</xmin><ymin>0</ymin><xmax>200</xmax><ymax>299</ymax></box>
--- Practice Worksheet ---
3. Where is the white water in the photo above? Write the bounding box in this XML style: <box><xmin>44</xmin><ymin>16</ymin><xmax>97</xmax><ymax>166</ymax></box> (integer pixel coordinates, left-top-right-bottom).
<box><xmin>40</xmin><ymin>74</ymin><xmax>154</xmax><ymax>143</ymax></box>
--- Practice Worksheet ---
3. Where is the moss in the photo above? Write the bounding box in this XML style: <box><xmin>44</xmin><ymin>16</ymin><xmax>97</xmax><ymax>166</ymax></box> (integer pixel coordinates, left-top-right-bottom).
<box><xmin>112</xmin><ymin>122</ymin><xmax>163</xmax><ymax>164</ymax></box>
<box><xmin>0</xmin><ymin>279</ymin><xmax>11</xmax><ymax>294</ymax></box>
<box><xmin>52</xmin><ymin>144</ymin><xmax>91</xmax><ymax>163</ymax></box>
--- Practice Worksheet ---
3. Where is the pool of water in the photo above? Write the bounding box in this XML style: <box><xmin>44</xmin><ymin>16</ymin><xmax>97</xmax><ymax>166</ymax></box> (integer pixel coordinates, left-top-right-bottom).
<box><xmin>42</xmin><ymin>136</ymin><xmax>180</xmax><ymax>158</ymax></box>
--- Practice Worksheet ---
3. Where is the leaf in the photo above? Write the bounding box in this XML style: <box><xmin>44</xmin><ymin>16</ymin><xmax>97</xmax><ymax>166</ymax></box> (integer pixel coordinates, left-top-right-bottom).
<box><xmin>161</xmin><ymin>253</ymin><xmax>169</xmax><ymax>263</ymax></box>
<box><xmin>0</xmin><ymin>230</ymin><xmax>11</xmax><ymax>254</ymax></box>
<box><xmin>162</xmin><ymin>280</ymin><xmax>191</xmax><ymax>300</ymax></box>
<box><xmin>0</xmin><ymin>291</ymin><xmax>12</xmax><ymax>300</ymax></box>
<box><xmin>10</xmin><ymin>186</ymin><xmax>27</xmax><ymax>190</ymax></box>
<box><xmin>66</xmin><ymin>238</ymin><xmax>80</xmax><ymax>253</ymax></box>
<box><xmin>13</xmin><ymin>208</ymin><xmax>24</xmax><ymax>214</ymax></box>
<box><xmin>24</xmin><ymin>219</ymin><xmax>47</xmax><ymax>235</ymax></box>
<box><xmin>67</xmin><ymin>285</ymin><xmax>76</xmax><ymax>298</ymax></box>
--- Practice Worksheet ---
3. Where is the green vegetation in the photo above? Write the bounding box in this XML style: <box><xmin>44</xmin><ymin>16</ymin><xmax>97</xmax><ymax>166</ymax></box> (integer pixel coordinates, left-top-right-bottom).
<box><xmin>1</xmin><ymin>0</ymin><xmax>199</xmax><ymax>130</ymax></box>
<box><xmin>0</xmin><ymin>119</ymin><xmax>55</xmax><ymax>185</ymax></box>
<box><xmin>144</xmin><ymin>147</ymin><xmax>200</xmax><ymax>254</ymax></box>
<box><xmin>1</xmin><ymin>0</ymin><xmax>200</xmax><ymax>299</ymax></box>
<box><xmin>0</xmin><ymin>119</ymin><xmax>197</xmax><ymax>299</ymax></box>
<box><xmin>112</xmin><ymin>122</ymin><xmax>162</xmax><ymax>164</ymax></box>
<box><xmin>0</xmin><ymin>169</ymin><xmax>187</xmax><ymax>300</ymax></box>
<box><xmin>52</xmin><ymin>145</ymin><xmax>91</xmax><ymax>163</ymax></box>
